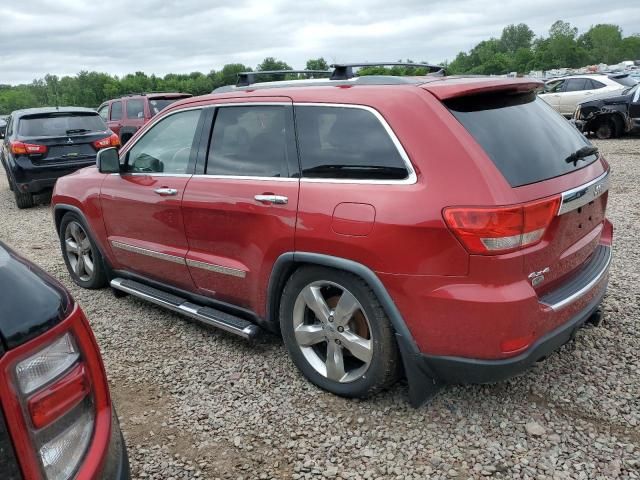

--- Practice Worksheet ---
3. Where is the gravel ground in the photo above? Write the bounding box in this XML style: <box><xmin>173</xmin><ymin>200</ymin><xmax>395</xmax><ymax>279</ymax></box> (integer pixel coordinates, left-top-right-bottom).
<box><xmin>0</xmin><ymin>139</ymin><xmax>638</xmax><ymax>480</ymax></box>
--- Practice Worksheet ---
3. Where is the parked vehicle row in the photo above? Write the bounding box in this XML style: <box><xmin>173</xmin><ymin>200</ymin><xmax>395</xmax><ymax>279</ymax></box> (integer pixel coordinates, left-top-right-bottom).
<box><xmin>539</xmin><ymin>73</ymin><xmax>635</xmax><ymax>117</ymax></box>
<box><xmin>46</xmin><ymin>64</ymin><xmax>613</xmax><ymax>407</ymax></box>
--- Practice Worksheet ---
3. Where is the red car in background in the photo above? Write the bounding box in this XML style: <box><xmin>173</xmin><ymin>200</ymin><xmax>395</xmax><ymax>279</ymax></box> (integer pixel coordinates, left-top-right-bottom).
<box><xmin>97</xmin><ymin>92</ymin><xmax>191</xmax><ymax>145</ymax></box>
<box><xmin>53</xmin><ymin>63</ymin><xmax>613</xmax><ymax>406</ymax></box>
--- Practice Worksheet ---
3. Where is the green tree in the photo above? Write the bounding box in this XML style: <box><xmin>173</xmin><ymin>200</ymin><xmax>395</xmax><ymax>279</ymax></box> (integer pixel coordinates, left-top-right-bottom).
<box><xmin>579</xmin><ymin>24</ymin><xmax>624</xmax><ymax>64</ymax></box>
<box><xmin>305</xmin><ymin>57</ymin><xmax>330</xmax><ymax>71</ymax></box>
<box><xmin>500</xmin><ymin>23</ymin><xmax>535</xmax><ymax>55</ymax></box>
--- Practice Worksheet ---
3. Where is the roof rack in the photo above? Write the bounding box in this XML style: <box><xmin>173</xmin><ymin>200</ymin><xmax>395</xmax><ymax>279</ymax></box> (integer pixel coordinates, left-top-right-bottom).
<box><xmin>121</xmin><ymin>91</ymin><xmax>191</xmax><ymax>97</ymax></box>
<box><xmin>236</xmin><ymin>70</ymin><xmax>332</xmax><ymax>87</ymax></box>
<box><xmin>330</xmin><ymin>62</ymin><xmax>445</xmax><ymax>80</ymax></box>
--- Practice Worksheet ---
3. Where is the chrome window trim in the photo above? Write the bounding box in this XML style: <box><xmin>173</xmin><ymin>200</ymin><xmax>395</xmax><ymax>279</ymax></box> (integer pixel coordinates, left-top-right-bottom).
<box><xmin>558</xmin><ymin>170</ymin><xmax>610</xmax><ymax>215</ymax></box>
<box><xmin>191</xmin><ymin>174</ymin><xmax>298</xmax><ymax>182</ymax></box>
<box><xmin>186</xmin><ymin>259</ymin><xmax>247</xmax><ymax>278</ymax></box>
<box><xmin>541</xmin><ymin>246</ymin><xmax>612</xmax><ymax>311</ymax></box>
<box><xmin>114</xmin><ymin>173</ymin><xmax>193</xmax><ymax>178</ymax></box>
<box><xmin>111</xmin><ymin>240</ymin><xmax>186</xmax><ymax>265</ymax></box>
<box><xmin>293</xmin><ymin>102</ymin><xmax>417</xmax><ymax>185</ymax></box>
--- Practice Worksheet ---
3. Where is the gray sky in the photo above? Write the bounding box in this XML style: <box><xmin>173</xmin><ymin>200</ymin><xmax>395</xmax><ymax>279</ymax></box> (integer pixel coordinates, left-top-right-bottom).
<box><xmin>1</xmin><ymin>0</ymin><xmax>639</xmax><ymax>85</ymax></box>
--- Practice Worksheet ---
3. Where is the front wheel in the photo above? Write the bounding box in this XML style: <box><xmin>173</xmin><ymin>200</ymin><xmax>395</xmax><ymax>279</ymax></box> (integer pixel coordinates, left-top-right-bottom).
<box><xmin>595</xmin><ymin>118</ymin><xmax>614</xmax><ymax>139</ymax></box>
<box><xmin>59</xmin><ymin>213</ymin><xmax>107</xmax><ymax>289</ymax></box>
<box><xmin>280</xmin><ymin>266</ymin><xmax>399</xmax><ymax>398</ymax></box>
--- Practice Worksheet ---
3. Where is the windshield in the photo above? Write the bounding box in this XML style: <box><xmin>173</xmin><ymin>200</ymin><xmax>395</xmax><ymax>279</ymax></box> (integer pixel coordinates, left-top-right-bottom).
<box><xmin>622</xmin><ymin>84</ymin><xmax>639</xmax><ymax>96</ymax></box>
<box><xmin>611</xmin><ymin>75</ymin><xmax>637</xmax><ymax>87</ymax></box>
<box><xmin>18</xmin><ymin>113</ymin><xmax>107</xmax><ymax>137</ymax></box>
<box><xmin>447</xmin><ymin>92</ymin><xmax>596</xmax><ymax>187</ymax></box>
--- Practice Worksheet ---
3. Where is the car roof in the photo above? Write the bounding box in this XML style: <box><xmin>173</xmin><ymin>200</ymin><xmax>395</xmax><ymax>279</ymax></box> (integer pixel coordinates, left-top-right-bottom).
<box><xmin>12</xmin><ymin>106</ymin><xmax>97</xmax><ymax>118</ymax></box>
<box><xmin>169</xmin><ymin>75</ymin><xmax>543</xmax><ymax>109</ymax></box>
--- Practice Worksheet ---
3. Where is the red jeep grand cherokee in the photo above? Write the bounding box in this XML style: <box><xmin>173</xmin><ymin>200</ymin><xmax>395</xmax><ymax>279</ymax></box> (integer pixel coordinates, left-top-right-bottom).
<box><xmin>51</xmin><ymin>64</ymin><xmax>613</xmax><ymax>406</ymax></box>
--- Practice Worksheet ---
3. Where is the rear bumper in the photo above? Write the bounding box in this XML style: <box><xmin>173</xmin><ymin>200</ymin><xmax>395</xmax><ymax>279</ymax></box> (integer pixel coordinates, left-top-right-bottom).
<box><xmin>420</xmin><ymin>286</ymin><xmax>606</xmax><ymax>384</ymax></box>
<box><xmin>8</xmin><ymin>157</ymin><xmax>96</xmax><ymax>194</ymax></box>
<box><xmin>100</xmin><ymin>410</ymin><xmax>131</xmax><ymax>479</ymax></box>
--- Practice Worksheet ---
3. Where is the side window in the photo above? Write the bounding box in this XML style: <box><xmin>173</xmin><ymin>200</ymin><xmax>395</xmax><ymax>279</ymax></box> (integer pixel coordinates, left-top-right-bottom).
<box><xmin>110</xmin><ymin>101</ymin><xmax>123</xmax><ymax>121</ymax></box>
<box><xmin>565</xmin><ymin>79</ymin><xmax>588</xmax><ymax>92</ymax></box>
<box><xmin>295</xmin><ymin>106</ymin><xmax>408</xmax><ymax>180</ymax></box>
<box><xmin>126</xmin><ymin>109</ymin><xmax>201</xmax><ymax>174</ymax></box>
<box><xmin>206</xmin><ymin>106</ymin><xmax>290</xmax><ymax>177</ymax></box>
<box><xmin>97</xmin><ymin>105</ymin><xmax>109</xmax><ymax>121</ymax></box>
<box><xmin>589</xmin><ymin>80</ymin><xmax>606</xmax><ymax>89</ymax></box>
<box><xmin>545</xmin><ymin>80</ymin><xmax>565</xmax><ymax>93</ymax></box>
<box><xmin>126</xmin><ymin>99</ymin><xmax>145</xmax><ymax>119</ymax></box>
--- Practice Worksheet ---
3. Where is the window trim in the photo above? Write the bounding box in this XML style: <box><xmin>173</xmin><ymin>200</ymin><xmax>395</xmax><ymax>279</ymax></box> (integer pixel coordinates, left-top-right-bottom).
<box><xmin>118</xmin><ymin>106</ymin><xmax>205</xmax><ymax>176</ymax></box>
<box><xmin>293</xmin><ymin>103</ymin><xmax>417</xmax><ymax>185</ymax></box>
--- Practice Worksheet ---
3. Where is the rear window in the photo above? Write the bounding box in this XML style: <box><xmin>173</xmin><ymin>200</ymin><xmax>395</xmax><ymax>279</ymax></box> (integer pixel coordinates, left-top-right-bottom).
<box><xmin>447</xmin><ymin>92</ymin><xmax>596</xmax><ymax>187</ymax></box>
<box><xmin>18</xmin><ymin>113</ymin><xmax>107</xmax><ymax>137</ymax></box>
<box><xmin>295</xmin><ymin>106</ymin><xmax>408</xmax><ymax>180</ymax></box>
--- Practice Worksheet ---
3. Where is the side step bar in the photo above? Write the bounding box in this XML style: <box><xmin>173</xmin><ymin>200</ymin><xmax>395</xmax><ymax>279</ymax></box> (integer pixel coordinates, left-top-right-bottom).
<box><xmin>110</xmin><ymin>278</ymin><xmax>261</xmax><ymax>340</ymax></box>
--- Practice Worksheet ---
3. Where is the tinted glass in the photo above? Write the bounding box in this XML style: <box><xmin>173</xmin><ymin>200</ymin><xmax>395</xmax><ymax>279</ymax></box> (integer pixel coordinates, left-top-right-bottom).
<box><xmin>589</xmin><ymin>79</ymin><xmax>606</xmax><ymax>89</ymax></box>
<box><xmin>126</xmin><ymin>109</ymin><xmax>201</xmax><ymax>174</ymax></box>
<box><xmin>611</xmin><ymin>75</ymin><xmax>636</xmax><ymax>87</ymax></box>
<box><xmin>18</xmin><ymin>113</ymin><xmax>107</xmax><ymax>137</ymax></box>
<box><xmin>295</xmin><ymin>106</ymin><xmax>408</xmax><ymax>180</ymax></box>
<box><xmin>149</xmin><ymin>97</ymin><xmax>189</xmax><ymax>116</ymax></box>
<box><xmin>565</xmin><ymin>78</ymin><xmax>588</xmax><ymax>92</ymax></box>
<box><xmin>110</xmin><ymin>101</ymin><xmax>123</xmax><ymax>120</ymax></box>
<box><xmin>207</xmin><ymin>106</ymin><xmax>290</xmax><ymax>177</ymax></box>
<box><xmin>545</xmin><ymin>80</ymin><xmax>564</xmax><ymax>93</ymax></box>
<box><xmin>447</xmin><ymin>93</ymin><xmax>596</xmax><ymax>187</ymax></box>
<box><xmin>126</xmin><ymin>99</ymin><xmax>145</xmax><ymax>119</ymax></box>
<box><xmin>97</xmin><ymin>105</ymin><xmax>108</xmax><ymax>120</ymax></box>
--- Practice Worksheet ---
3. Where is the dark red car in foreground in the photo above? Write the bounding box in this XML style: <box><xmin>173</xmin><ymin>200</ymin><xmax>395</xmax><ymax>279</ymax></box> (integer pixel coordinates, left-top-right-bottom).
<box><xmin>0</xmin><ymin>242</ymin><xmax>129</xmax><ymax>479</ymax></box>
<box><xmin>52</xmin><ymin>64</ymin><xmax>613</xmax><ymax>406</ymax></box>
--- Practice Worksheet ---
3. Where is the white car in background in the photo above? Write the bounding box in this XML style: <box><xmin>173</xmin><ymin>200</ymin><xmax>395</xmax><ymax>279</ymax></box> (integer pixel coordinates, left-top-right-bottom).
<box><xmin>539</xmin><ymin>74</ymin><xmax>635</xmax><ymax>117</ymax></box>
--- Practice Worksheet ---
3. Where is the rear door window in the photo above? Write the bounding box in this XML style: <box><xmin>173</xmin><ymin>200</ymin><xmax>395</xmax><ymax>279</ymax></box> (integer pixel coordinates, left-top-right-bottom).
<box><xmin>447</xmin><ymin>92</ymin><xmax>596</xmax><ymax>187</ymax></box>
<box><xmin>564</xmin><ymin>79</ymin><xmax>588</xmax><ymax>92</ymax></box>
<box><xmin>206</xmin><ymin>105</ymin><xmax>294</xmax><ymax>178</ymax></box>
<box><xmin>110</xmin><ymin>101</ymin><xmax>123</xmax><ymax>121</ymax></box>
<box><xmin>588</xmin><ymin>79</ymin><xmax>606</xmax><ymax>89</ymax></box>
<box><xmin>18</xmin><ymin>113</ymin><xmax>108</xmax><ymax>137</ymax></box>
<box><xmin>126</xmin><ymin>99</ymin><xmax>145</xmax><ymax>119</ymax></box>
<box><xmin>295</xmin><ymin>106</ymin><xmax>408</xmax><ymax>180</ymax></box>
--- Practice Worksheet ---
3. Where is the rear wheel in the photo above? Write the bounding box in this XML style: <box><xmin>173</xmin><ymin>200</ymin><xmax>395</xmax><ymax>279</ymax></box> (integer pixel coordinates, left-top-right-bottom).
<box><xmin>280</xmin><ymin>266</ymin><xmax>399</xmax><ymax>398</ymax></box>
<box><xmin>59</xmin><ymin>213</ymin><xmax>107</xmax><ymax>289</ymax></box>
<box><xmin>14</xmin><ymin>189</ymin><xmax>34</xmax><ymax>209</ymax></box>
<box><xmin>595</xmin><ymin>118</ymin><xmax>614</xmax><ymax>139</ymax></box>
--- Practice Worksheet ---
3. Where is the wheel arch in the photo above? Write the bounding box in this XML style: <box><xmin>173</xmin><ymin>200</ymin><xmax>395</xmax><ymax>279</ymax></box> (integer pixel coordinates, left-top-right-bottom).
<box><xmin>266</xmin><ymin>252</ymin><xmax>441</xmax><ymax>406</ymax></box>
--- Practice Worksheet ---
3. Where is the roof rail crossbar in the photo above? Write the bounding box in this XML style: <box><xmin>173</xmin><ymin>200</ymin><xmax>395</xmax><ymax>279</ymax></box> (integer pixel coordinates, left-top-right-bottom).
<box><xmin>236</xmin><ymin>70</ymin><xmax>332</xmax><ymax>87</ymax></box>
<box><xmin>330</xmin><ymin>62</ymin><xmax>446</xmax><ymax>80</ymax></box>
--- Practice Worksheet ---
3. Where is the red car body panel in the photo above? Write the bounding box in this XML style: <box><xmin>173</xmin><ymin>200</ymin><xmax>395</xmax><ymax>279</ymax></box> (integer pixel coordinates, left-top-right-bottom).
<box><xmin>53</xmin><ymin>76</ymin><xmax>613</xmax><ymax>371</ymax></box>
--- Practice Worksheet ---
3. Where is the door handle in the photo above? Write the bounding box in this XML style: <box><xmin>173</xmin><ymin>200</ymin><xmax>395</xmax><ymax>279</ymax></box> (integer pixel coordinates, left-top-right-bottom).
<box><xmin>154</xmin><ymin>187</ymin><xmax>178</xmax><ymax>196</ymax></box>
<box><xmin>254</xmin><ymin>194</ymin><xmax>288</xmax><ymax>205</ymax></box>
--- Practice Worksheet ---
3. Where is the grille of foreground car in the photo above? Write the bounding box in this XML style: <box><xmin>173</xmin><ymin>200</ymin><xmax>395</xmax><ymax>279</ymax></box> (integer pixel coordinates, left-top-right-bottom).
<box><xmin>0</xmin><ymin>407</ymin><xmax>22</xmax><ymax>480</ymax></box>
<box><xmin>110</xmin><ymin>278</ymin><xmax>261</xmax><ymax>340</ymax></box>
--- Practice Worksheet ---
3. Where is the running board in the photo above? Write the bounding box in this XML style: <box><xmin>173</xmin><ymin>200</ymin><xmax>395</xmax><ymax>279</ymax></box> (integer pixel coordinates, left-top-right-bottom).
<box><xmin>110</xmin><ymin>278</ymin><xmax>261</xmax><ymax>340</ymax></box>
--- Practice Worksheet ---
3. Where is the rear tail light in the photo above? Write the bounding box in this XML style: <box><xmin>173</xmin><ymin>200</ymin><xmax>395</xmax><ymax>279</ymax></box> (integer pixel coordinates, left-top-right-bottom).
<box><xmin>443</xmin><ymin>196</ymin><xmax>561</xmax><ymax>255</ymax></box>
<box><xmin>92</xmin><ymin>133</ymin><xmax>120</xmax><ymax>150</ymax></box>
<box><xmin>10</xmin><ymin>141</ymin><xmax>48</xmax><ymax>155</ymax></box>
<box><xmin>0</xmin><ymin>306</ymin><xmax>112</xmax><ymax>480</ymax></box>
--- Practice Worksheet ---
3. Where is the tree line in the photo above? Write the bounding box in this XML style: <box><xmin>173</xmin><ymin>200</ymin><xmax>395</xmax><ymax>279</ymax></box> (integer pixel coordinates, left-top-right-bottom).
<box><xmin>1</xmin><ymin>21</ymin><xmax>639</xmax><ymax>114</ymax></box>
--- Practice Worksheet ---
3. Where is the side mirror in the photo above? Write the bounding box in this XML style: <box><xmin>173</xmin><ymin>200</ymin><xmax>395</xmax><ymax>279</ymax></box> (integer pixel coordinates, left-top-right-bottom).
<box><xmin>96</xmin><ymin>147</ymin><xmax>120</xmax><ymax>174</ymax></box>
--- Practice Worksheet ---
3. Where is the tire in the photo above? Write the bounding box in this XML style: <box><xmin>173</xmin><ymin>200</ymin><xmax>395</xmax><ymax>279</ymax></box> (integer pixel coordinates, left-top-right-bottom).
<box><xmin>59</xmin><ymin>213</ymin><xmax>107</xmax><ymax>289</ymax></box>
<box><xmin>14</xmin><ymin>189</ymin><xmax>34</xmax><ymax>209</ymax></box>
<box><xmin>595</xmin><ymin>119</ymin><xmax>614</xmax><ymax>139</ymax></box>
<box><xmin>280</xmin><ymin>266</ymin><xmax>399</xmax><ymax>398</ymax></box>
<box><xmin>120</xmin><ymin>133</ymin><xmax>132</xmax><ymax>146</ymax></box>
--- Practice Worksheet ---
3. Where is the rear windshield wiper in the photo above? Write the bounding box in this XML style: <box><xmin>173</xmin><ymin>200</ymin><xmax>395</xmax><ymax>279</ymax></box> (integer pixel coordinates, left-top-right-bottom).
<box><xmin>565</xmin><ymin>146</ymin><xmax>599</xmax><ymax>165</ymax></box>
<box><xmin>65</xmin><ymin>128</ymin><xmax>92</xmax><ymax>135</ymax></box>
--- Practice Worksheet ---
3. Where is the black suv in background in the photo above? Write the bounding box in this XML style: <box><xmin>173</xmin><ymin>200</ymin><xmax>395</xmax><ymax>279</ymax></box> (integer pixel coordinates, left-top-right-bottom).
<box><xmin>575</xmin><ymin>82</ymin><xmax>640</xmax><ymax>139</ymax></box>
<box><xmin>0</xmin><ymin>241</ymin><xmax>129</xmax><ymax>479</ymax></box>
<box><xmin>0</xmin><ymin>107</ymin><xmax>119</xmax><ymax>208</ymax></box>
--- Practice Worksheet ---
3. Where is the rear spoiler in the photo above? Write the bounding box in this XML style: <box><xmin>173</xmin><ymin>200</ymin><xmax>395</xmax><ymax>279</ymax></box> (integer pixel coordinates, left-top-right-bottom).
<box><xmin>422</xmin><ymin>77</ymin><xmax>543</xmax><ymax>100</ymax></box>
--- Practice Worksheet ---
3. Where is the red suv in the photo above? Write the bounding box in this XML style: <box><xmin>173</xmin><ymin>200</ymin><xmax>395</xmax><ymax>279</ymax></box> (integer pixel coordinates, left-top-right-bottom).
<box><xmin>52</xmin><ymin>64</ymin><xmax>613</xmax><ymax>406</ymax></box>
<box><xmin>97</xmin><ymin>92</ymin><xmax>192</xmax><ymax>145</ymax></box>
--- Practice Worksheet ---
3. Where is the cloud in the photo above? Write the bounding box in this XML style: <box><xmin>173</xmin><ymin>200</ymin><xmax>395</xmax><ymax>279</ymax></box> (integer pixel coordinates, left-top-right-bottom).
<box><xmin>0</xmin><ymin>0</ymin><xmax>639</xmax><ymax>84</ymax></box>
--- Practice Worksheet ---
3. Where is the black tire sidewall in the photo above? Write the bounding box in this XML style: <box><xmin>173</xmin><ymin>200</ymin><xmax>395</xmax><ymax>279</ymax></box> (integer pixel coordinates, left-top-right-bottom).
<box><xmin>596</xmin><ymin>119</ymin><xmax>613</xmax><ymax>139</ymax></box>
<box><xmin>280</xmin><ymin>266</ymin><xmax>398</xmax><ymax>398</ymax></box>
<box><xmin>59</xmin><ymin>213</ymin><xmax>107</xmax><ymax>289</ymax></box>
<box><xmin>14</xmin><ymin>189</ymin><xmax>33</xmax><ymax>208</ymax></box>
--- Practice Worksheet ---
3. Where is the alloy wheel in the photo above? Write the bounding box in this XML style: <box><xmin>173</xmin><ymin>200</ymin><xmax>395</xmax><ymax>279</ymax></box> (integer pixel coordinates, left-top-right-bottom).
<box><xmin>64</xmin><ymin>221</ymin><xmax>95</xmax><ymax>282</ymax></box>
<box><xmin>292</xmin><ymin>280</ymin><xmax>373</xmax><ymax>383</ymax></box>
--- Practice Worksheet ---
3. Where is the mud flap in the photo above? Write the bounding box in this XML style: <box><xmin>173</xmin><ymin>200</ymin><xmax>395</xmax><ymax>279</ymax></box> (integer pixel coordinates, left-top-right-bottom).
<box><xmin>396</xmin><ymin>333</ymin><xmax>442</xmax><ymax>408</ymax></box>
